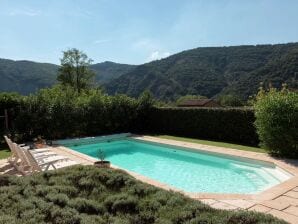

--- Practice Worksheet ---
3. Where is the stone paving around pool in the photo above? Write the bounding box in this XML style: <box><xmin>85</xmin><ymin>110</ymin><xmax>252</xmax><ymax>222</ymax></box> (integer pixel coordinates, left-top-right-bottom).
<box><xmin>1</xmin><ymin>135</ymin><xmax>298</xmax><ymax>223</ymax></box>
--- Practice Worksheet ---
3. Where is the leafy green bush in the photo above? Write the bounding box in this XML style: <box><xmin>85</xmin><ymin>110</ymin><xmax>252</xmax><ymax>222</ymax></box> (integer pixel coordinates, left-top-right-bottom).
<box><xmin>0</xmin><ymin>92</ymin><xmax>23</xmax><ymax>137</ymax></box>
<box><xmin>148</xmin><ymin>107</ymin><xmax>259</xmax><ymax>146</ymax></box>
<box><xmin>254</xmin><ymin>87</ymin><xmax>298</xmax><ymax>157</ymax></box>
<box><xmin>0</xmin><ymin>166</ymin><xmax>285</xmax><ymax>224</ymax></box>
<box><xmin>0</xmin><ymin>86</ymin><xmax>153</xmax><ymax>140</ymax></box>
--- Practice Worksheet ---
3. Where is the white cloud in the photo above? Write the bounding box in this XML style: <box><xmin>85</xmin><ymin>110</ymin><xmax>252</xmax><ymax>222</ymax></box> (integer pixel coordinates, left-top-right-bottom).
<box><xmin>133</xmin><ymin>39</ymin><xmax>155</xmax><ymax>50</ymax></box>
<box><xmin>9</xmin><ymin>9</ymin><xmax>41</xmax><ymax>17</ymax></box>
<box><xmin>147</xmin><ymin>51</ymin><xmax>170</xmax><ymax>62</ymax></box>
<box><xmin>132</xmin><ymin>38</ymin><xmax>170</xmax><ymax>62</ymax></box>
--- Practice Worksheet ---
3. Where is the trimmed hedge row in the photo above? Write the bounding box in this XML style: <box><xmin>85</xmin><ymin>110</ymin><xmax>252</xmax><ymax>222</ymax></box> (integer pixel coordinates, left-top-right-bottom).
<box><xmin>0</xmin><ymin>88</ymin><xmax>152</xmax><ymax>141</ymax></box>
<box><xmin>1</xmin><ymin>90</ymin><xmax>259</xmax><ymax>146</ymax></box>
<box><xmin>148</xmin><ymin>107</ymin><xmax>259</xmax><ymax>146</ymax></box>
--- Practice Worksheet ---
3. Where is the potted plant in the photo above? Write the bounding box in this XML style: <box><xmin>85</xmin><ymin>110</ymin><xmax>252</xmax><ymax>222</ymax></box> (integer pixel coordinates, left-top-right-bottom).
<box><xmin>94</xmin><ymin>149</ymin><xmax>110</xmax><ymax>168</ymax></box>
<box><xmin>34</xmin><ymin>135</ymin><xmax>46</xmax><ymax>148</ymax></box>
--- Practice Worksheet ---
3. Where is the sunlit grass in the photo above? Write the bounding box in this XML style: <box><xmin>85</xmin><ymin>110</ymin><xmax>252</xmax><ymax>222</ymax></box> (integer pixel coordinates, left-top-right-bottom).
<box><xmin>0</xmin><ymin>144</ymin><xmax>10</xmax><ymax>159</ymax></box>
<box><xmin>156</xmin><ymin>135</ymin><xmax>266</xmax><ymax>153</ymax></box>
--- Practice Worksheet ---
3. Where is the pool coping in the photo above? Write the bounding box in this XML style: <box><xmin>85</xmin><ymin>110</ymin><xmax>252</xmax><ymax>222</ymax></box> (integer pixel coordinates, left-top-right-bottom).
<box><xmin>53</xmin><ymin>135</ymin><xmax>298</xmax><ymax>202</ymax></box>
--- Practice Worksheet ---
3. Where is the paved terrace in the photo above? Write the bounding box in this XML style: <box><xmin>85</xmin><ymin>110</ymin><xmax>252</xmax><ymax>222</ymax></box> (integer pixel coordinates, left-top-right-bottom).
<box><xmin>1</xmin><ymin>136</ymin><xmax>298</xmax><ymax>223</ymax></box>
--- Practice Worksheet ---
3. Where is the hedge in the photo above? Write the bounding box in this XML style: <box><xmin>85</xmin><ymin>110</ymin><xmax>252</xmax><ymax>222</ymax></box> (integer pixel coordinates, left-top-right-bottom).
<box><xmin>0</xmin><ymin>89</ymin><xmax>259</xmax><ymax>147</ymax></box>
<box><xmin>148</xmin><ymin>107</ymin><xmax>259</xmax><ymax>146</ymax></box>
<box><xmin>0</xmin><ymin>87</ymin><xmax>152</xmax><ymax>141</ymax></box>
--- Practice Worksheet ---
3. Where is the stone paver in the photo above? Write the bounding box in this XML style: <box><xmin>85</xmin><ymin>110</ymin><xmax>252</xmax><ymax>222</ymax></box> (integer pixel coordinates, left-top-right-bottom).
<box><xmin>275</xmin><ymin>196</ymin><xmax>298</xmax><ymax>206</ymax></box>
<box><xmin>210</xmin><ymin>202</ymin><xmax>238</xmax><ymax>210</ymax></box>
<box><xmin>284</xmin><ymin>191</ymin><xmax>298</xmax><ymax>199</ymax></box>
<box><xmin>0</xmin><ymin>160</ymin><xmax>21</xmax><ymax>175</ymax></box>
<box><xmin>283</xmin><ymin>206</ymin><xmax>298</xmax><ymax>217</ymax></box>
<box><xmin>218</xmin><ymin>199</ymin><xmax>255</xmax><ymax>209</ymax></box>
<box><xmin>293</xmin><ymin>187</ymin><xmax>298</xmax><ymax>192</ymax></box>
<box><xmin>248</xmin><ymin>204</ymin><xmax>272</xmax><ymax>213</ymax></box>
<box><xmin>260</xmin><ymin>200</ymin><xmax>290</xmax><ymax>211</ymax></box>
<box><xmin>268</xmin><ymin>209</ymin><xmax>298</xmax><ymax>224</ymax></box>
<box><xmin>200</xmin><ymin>199</ymin><xmax>217</xmax><ymax>206</ymax></box>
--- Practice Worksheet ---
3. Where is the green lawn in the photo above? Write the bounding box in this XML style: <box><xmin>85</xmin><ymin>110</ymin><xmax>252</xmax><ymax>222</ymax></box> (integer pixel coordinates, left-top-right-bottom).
<box><xmin>0</xmin><ymin>144</ymin><xmax>10</xmax><ymax>159</ymax></box>
<box><xmin>156</xmin><ymin>135</ymin><xmax>266</xmax><ymax>153</ymax></box>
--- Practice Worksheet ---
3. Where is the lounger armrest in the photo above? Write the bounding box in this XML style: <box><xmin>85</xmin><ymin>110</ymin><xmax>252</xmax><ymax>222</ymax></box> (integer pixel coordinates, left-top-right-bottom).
<box><xmin>38</xmin><ymin>158</ymin><xmax>70</xmax><ymax>166</ymax></box>
<box><xmin>21</xmin><ymin>146</ymin><xmax>30</xmax><ymax>150</ymax></box>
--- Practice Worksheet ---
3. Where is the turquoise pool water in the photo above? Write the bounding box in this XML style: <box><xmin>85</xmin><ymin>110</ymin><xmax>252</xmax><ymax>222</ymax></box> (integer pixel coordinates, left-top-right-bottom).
<box><xmin>65</xmin><ymin>138</ymin><xmax>291</xmax><ymax>194</ymax></box>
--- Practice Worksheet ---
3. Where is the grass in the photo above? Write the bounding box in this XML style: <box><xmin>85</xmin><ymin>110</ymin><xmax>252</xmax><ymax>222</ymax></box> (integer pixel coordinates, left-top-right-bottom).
<box><xmin>156</xmin><ymin>135</ymin><xmax>266</xmax><ymax>153</ymax></box>
<box><xmin>0</xmin><ymin>144</ymin><xmax>10</xmax><ymax>159</ymax></box>
<box><xmin>0</xmin><ymin>165</ymin><xmax>285</xmax><ymax>223</ymax></box>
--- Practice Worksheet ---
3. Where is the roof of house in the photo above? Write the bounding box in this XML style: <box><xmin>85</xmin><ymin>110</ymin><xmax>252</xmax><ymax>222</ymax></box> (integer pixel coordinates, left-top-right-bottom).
<box><xmin>178</xmin><ymin>99</ymin><xmax>217</xmax><ymax>106</ymax></box>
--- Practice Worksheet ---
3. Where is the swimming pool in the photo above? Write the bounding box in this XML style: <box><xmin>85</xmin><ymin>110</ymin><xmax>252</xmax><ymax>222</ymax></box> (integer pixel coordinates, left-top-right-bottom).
<box><xmin>60</xmin><ymin>137</ymin><xmax>291</xmax><ymax>194</ymax></box>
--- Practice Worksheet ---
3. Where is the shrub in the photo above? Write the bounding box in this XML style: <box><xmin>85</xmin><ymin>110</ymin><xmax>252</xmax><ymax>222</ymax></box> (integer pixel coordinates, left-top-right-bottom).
<box><xmin>1</xmin><ymin>86</ymin><xmax>261</xmax><ymax>147</ymax></box>
<box><xmin>104</xmin><ymin>193</ymin><xmax>138</xmax><ymax>214</ymax></box>
<box><xmin>50</xmin><ymin>206</ymin><xmax>81</xmax><ymax>224</ymax></box>
<box><xmin>1</xmin><ymin>86</ymin><xmax>153</xmax><ymax>140</ymax></box>
<box><xmin>68</xmin><ymin>198</ymin><xmax>105</xmax><ymax>214</ymax></box>
<box><xmin>254</xmin><ymin>87</ymin><xmax>298</xmax><ymax>157</ymax></box>
<box><xmin>0</xmin><ymin>166</ymin><xmax>285</xmax><ymax>223</ymax></box>
<box><xmin>0</xmin><ymin>92</ymin><xmax>23</xmax><ymax>136</ymax></box>
<box><xmin>148</xmin><ymin>107</ymin><xmax>259</xmax><ymax>146</ymax></box>
<box><xmin>45</xmin><ymin>193</ymin><xmax>69</xmax><ymax>207</ymax></box>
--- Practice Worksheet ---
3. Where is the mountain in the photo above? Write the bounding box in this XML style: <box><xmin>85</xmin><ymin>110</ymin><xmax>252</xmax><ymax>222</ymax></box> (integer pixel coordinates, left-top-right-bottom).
<box><xmin>90</xmin><ymin>61</ymin><xmax>136</xmax><ymax>83</ymax></box>
<box><xmin>0</xmin><ymin>59</ymin><xmax>135</xmax><ymax>95</ymax></box>
<box><xmin>105</xmin><ymin>43</ymin><xmax>298</xmax><ymax>100</ymax></box>
<box><xmin>1</xmin><ymin>43</ymin><xmax>298</xmax><ymax>99</ymax></box>
<box><xmin>0</xmin><ymin>59</ymin><xmax>59</xmax><ymax>95</ymax></box>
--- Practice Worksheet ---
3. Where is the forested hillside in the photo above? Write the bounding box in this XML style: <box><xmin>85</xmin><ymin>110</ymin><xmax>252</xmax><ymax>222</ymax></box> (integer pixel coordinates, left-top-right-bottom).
<box><xmin>1</xmin><ymin>43</ymin><xmax>297</xmax><ymax>99</ymax></box>
<box><xmin>105</xmin><ymin>43</ymin><xmax>298</xmax><ymax>100</ymax></box>
<box><xmin>90</xmin><ymin>61</ymin><xmax>136</xmax><ymax>83</ymax></box>
<box><xmin>0</xmin><ymin>59</ymin><xmax>58</xmax><ymax>94</ymax></box>
<box><xmin>0</xmin><ymin>59</ymin><xmax>134</xmax><ymax>94</ymax></box>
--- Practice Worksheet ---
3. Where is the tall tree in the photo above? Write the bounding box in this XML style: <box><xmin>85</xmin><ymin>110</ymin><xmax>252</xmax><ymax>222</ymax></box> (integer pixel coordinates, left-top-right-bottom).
<box><xmin>57</xmin><ymin>48</ymin><xmax>95</xmax><ymax>92</ymax></box>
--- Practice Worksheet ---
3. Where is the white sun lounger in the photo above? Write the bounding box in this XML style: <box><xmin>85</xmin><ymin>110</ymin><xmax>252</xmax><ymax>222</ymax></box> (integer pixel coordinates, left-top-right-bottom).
<box><xmin>15</xmin><ymin>143</ymin><xmax>77</xmax><ymax>174</ymax></box>
<box><xmin>4</xmin><ymin>135</ymin><xmax>78</xmax><ymax>175</ymax></box>
<box><xmin>4</xmin><ymin>135</ymin><xmax>61</xmax><ymax>159</ymax></box>
<box><xmin>4</xmin><ymin>136</ymin><xmax>29</xmax><ymax>172</ymax></box>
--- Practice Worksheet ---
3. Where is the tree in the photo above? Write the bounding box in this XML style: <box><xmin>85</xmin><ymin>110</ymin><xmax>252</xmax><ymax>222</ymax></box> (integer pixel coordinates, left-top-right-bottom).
<box><xmin>254</xmin><ymin>86</ymin><xmax>298</xmax><ymax>158</ymax></box>
<box><xmin>57</xmin><ymin>48</ymin><xmax>95</xmax><ymax>93</ymax></box>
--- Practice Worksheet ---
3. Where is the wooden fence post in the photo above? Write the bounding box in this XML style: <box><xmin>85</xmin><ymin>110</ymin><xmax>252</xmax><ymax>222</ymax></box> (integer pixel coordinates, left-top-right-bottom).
<box><xmin>4</xmin><ymin>109</ymin><xmax>8</xmax><ymax>130</ymax></box>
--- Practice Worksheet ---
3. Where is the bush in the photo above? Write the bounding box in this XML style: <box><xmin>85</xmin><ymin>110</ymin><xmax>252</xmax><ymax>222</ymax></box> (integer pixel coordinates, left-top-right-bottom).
<box><xmin>254</xmin><ymin>87</ymin><xmax>298</xmax><ymax>157</ymax></box>
<box><xmin>0</xmin><ymin>92</ymin><xmax>23</xmax><ymax>137</ymax></box>
<box><xmin>0</xmin><ymin>166</ymin><xmax>285</xmax><ymax>224</ymax></box>
<box><xmin>148</xmin><ymin>107</ymin><xmax>259</xmax><ymax>146</ymax></box>
<box><xmin>1</xmin><ymin>86</ymin><xmax>260</xmax><ymax>147</ymax></box>
<box><xmin>0</xmin><ymin>86</ymin><xmax>153</xmax><ymax>140</ymax></box>
<box><xmin>68</xmin><ymin>198</ymin><xmax>105</xmax><ymax>214</ymax></box>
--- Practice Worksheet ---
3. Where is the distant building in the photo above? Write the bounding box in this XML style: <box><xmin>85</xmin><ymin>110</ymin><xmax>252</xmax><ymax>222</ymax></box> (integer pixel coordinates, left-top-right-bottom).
<box><xmin>177</xmin><ymin>99</ymin><xmax>221</xmax><ymax>107</ymax></box>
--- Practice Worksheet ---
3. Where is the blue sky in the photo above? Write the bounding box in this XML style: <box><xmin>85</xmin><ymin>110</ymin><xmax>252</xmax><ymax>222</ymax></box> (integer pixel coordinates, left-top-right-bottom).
<box><xmin>0</xmin><ymin>0</ymin><xmax>298</xmax><ymax>65</ymax></box>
